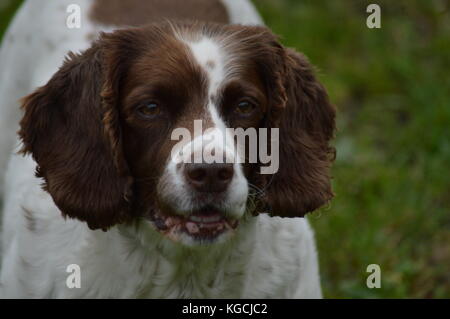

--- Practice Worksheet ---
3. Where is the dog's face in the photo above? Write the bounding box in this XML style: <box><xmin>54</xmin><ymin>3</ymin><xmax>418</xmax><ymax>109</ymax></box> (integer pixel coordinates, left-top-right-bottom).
<box><xmin>19</xmin><ymin>22</ymin><xmax>335</xmax><ymax>246</ymax></box>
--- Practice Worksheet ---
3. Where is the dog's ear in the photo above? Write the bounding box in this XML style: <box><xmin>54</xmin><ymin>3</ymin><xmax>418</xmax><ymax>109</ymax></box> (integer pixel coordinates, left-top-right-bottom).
<box><xmin>19</xmin><ymin>31</ymin><xmax>138</xmax><ymax>230</ymax></box>
<box><xmin>263</xmin><ymin>46</ymin><xmax>336</xmax><ymax>217</ymax></box>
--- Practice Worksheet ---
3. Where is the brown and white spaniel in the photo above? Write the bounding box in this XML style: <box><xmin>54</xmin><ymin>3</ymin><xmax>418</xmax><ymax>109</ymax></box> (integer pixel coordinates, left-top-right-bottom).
<box><xmin>0</xmin><ymin>0</ymin><xmax>335</xmax><ymax>298</ymax></box>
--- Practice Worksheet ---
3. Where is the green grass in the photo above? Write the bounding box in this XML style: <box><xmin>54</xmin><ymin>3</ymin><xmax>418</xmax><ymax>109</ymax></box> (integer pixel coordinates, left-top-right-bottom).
<box><xmin>1</xmin><ymin>0</ymin><xmax>449</xmax><ymax>298</ymax></box>
<box><xmin>0</xmin><ymin>0</ymin><xmax>22</xmax><ymax>39</ymax></box>
<box><xmin>255</xmin><ymin>0</ymin><xmax>450</xmax><ymax>298</ymax></box>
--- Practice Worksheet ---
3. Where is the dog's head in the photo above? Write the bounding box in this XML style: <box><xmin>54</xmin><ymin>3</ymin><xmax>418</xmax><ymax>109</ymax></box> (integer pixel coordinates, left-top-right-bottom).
<box><xmin>19</xmin><ymin>22</ymin><xmax>335</xmax><ymax>246</ymax></box>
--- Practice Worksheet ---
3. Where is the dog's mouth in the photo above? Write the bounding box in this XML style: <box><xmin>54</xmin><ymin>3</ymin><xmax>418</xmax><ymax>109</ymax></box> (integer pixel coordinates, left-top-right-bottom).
<box><xmin>147</xmin><ymin>206</ymin><xmax>239</xmax><ymax>244</ymax></box>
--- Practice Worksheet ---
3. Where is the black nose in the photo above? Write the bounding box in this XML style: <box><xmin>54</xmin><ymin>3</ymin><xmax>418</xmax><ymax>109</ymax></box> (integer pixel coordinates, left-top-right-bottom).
<box><xmin>184</xmin><ymin>163</ymin><xmax>234</xmax><ymax>193</ymax></box>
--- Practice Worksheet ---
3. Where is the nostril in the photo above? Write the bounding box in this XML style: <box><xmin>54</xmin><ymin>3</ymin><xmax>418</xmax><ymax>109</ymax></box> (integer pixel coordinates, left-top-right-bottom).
<box><xmin>184</xmin><ymin>163</ymin><xmax>234</xmax><ymax>192</ymax></box>
<box><xmin>218</xmin><ymin>165</ymin><xmax>233</xmax><ymax>181</ymax></box>
<box><xmin>187</xmin><ymin>167</ymin><xmax>207</xmax><ymax>183</ymax></box>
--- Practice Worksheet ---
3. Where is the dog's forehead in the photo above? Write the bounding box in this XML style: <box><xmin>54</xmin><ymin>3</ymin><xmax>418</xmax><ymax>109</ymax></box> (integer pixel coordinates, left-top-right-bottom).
<box><xmin>122</xmin><ymin>24</ymin><xmax>267</xmax><ymax>129</ymax></box>
<box><xmin>176</xmin><ymin>33</ymin><xmax>235</xmax><ymax>131</ymax></box>
<box><xmin>124</xmin><ymin>23</ymin><xmax>262</xmax><ymax>89</ymax></box>
<box><xmin>183</xmin><ymin>37</ymin><xmax>224</xmax><ymax>89</ymax></box>
<box><xmin>184</xmin><ymin>37</ymin><xmax>225</xmax><ymax>93</ymax></box>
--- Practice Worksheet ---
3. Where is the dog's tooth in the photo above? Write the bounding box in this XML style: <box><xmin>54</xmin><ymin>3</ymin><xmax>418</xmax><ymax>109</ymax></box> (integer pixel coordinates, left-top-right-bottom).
<box><xmin>166</xmin><ymin>217</ymin><xmax>178</xmax><ymax>227</ymax></box>
<box><xmin>224</xmin><ymin>221</ymin><xmax>235</xmax><ymax>230</ymax></box>
<box><xmin>186</xmin><ymin>222</ymin><xmax>199</xmax><ymax>234</ymax></box>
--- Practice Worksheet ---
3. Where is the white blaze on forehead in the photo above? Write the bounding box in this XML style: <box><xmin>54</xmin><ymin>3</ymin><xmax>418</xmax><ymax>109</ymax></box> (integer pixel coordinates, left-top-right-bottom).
<box><xmin>188</xmin><ymin>37</ymin><xmax>225</xmax><ymax>95</ymax></box>
<box><xmin>183</xmin><ymin>37</ymin><xmax>228</xmax><ymax>128</ymax></box>
<box><xmin>184</xmin><ymin>36</ymin><xmax>240</xmax><ymax>158</ymax></box>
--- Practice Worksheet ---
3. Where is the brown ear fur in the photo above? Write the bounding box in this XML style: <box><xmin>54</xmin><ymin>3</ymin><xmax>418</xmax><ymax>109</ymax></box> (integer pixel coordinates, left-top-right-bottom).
<box><xmin>264</xmin><ymin>47</ymin><xmax>336</xmax><ymax>217</ymax></box>
<box><xmin>19</xmin><ymin>37</ymin><xmax>134</xmax><ymax>230</ymax></box>
<box><xmin>222</xmin><ymin>25</ymin><xmax>336</xmax><ymax>217</ymax></box>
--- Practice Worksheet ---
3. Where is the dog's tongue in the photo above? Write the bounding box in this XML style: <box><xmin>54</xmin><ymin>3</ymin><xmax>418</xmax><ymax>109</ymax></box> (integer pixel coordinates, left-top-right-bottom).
<box><xmin>189</xmin><ymin>211</ymin><xmax>223</xmax><ymax>222</ymax></box>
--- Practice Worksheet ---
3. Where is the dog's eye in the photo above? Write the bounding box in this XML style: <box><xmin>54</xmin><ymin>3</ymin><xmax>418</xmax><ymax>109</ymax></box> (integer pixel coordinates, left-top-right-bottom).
<box><xmin>137</xmin><ymin>102</ymin><xmax>161</xmax><ymax>119</ymax></box>
<box><xmin>235</xmin><ymin>100</ymin><xmax>256</xmax><ymax>116</ymax></box>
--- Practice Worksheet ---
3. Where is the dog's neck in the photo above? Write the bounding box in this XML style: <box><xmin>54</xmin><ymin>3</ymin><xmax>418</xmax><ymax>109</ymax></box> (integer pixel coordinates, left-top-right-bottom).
<box><xmin>77</xmin><ymin>216</ymin><xmax>258</xmax><ymax>298</ymax></box>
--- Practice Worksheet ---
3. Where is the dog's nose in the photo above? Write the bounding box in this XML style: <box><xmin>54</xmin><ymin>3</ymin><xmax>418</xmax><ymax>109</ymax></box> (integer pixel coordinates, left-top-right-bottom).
<box><xmin>184</xmin><ymin>163</ymin><xmax>234</xmax><ymax>193</ymax></box>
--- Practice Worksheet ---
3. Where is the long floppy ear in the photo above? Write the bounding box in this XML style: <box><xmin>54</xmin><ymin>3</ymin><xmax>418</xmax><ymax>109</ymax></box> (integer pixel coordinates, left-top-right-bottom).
<box><xmin>19</xmin><ymin>35</ymin><xmax>134</xmax><ymax>230</ymax></box>
<box><xmin>265</xmin><ymin>47</ymin><xmax>336</xmax><ymax>217</ymax></box>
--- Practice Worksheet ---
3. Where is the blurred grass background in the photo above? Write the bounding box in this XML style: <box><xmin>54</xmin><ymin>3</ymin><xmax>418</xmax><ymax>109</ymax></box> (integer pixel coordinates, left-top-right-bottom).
<box><xmin>1</xmin><ymin>0</ymin><xmax>449</xmax><ymax>298</ymax></box>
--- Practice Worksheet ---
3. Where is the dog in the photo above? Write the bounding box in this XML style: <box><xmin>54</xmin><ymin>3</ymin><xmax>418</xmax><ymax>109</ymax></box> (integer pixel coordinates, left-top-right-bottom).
<box><xmin>0</xmin><ymin>0</ymin><xmax>335</xmax><ymax>298</ymax></box>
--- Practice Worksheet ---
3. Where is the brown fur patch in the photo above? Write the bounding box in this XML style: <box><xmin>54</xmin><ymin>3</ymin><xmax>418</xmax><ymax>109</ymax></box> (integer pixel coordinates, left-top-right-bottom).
<box><xmin>89</xmin><ymin>0</ymin><xmax>229</xmax><ymax>27</ymax></box>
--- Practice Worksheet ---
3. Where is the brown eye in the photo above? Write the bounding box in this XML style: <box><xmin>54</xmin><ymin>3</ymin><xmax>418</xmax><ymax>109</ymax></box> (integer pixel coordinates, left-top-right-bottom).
<box><xmin>137</xmin><ymin>102</ymin><xmax>160</xmax><ymax>119</ymax></box>
<box><xmin>235</xmin><ymin>100</ymin><xmax>256</xmax><ymax>116</ymax></box>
